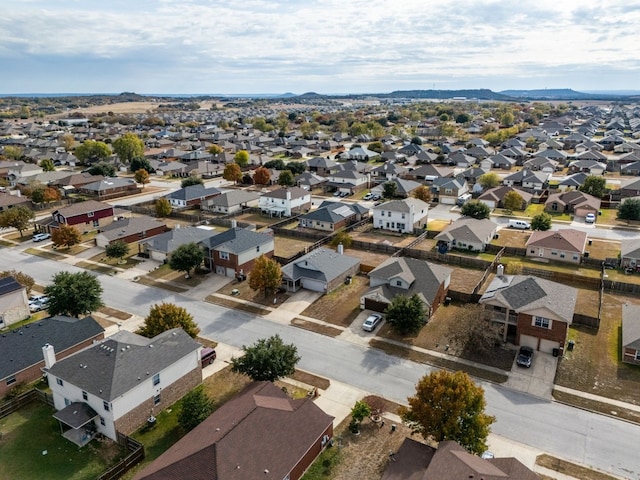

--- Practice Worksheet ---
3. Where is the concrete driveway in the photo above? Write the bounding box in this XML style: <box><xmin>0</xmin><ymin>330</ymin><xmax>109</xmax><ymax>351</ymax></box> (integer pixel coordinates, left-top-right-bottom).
<box><xmin>506</xmin><ymin>350</ymin><xmax>558</xmax><ymax>400</ymax></box>
<box><xmin>338</xmin><ymin>309</ymin><xmax>384</xmax><ymax>346</ymax></box>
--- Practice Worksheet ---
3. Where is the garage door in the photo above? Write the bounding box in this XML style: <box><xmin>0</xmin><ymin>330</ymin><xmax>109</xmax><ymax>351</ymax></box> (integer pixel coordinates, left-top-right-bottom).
<box><xmin>301</xmin><ymin>279</ymin><xmax>326</xmax><ymax>292</ymax></box>
<box><xmin>364</xmin><ymin>297</ymin><xmax>388</xmax><ymax>313</ymax></box>
<box><xmin>519</xmin><ymin>334</ymin><xmax>538</xmax><ymax>350</ymax></box>
<box><xmin>440</xmin><ymin>197</ymin><xmax>455</xmax><ymax>205</ymax></box>
<box><xmin>539</xmin><ymin>338</ymin><xmax>560</xmax><ymax>354</ymax></box>
<box><xmin>226</xmin><ymin>267</ymin><xmax>235</xmax><ymax>277</ymax></box>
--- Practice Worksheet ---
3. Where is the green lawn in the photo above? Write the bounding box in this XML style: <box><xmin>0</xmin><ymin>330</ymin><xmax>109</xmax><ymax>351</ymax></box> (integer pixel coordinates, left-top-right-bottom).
<box><xmin>0</xmin><ymin>402</ymin><xmax>124</xmax><ymax>480</ymax></box>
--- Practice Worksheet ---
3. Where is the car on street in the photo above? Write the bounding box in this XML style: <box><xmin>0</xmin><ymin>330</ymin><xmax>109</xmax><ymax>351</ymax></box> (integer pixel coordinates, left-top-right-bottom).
<box><xmin>516</xmin><ymin>346</ymin><xmax>534</xmax><ymax>368</ymax></box>
<box><xmin>585</xmin><ymin>213</ymin><xmax>596</xmax><ymax>223</ymax></box>
<box><xmin>362</xmin><ymin>313</ymin><xmax>383</xmax><ymax>332</ymax></box>
<box><xmin>32</xmin><ymin>233</ymin><xmax>51</xmax><ymax>242</ymax></box>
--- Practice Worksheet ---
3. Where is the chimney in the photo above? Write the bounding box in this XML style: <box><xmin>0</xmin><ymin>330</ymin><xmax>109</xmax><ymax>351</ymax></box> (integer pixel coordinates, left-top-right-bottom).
<box><xmin>286</xmin><ymin>189</ymin><xmax>291</xmax><ymax>200</ymax></box>
<box><xmin>231</xmin><ymin>219</ymin><xmax>237</xmax><ymax>228</ymax></box>
<box><xmin>43</xmin><ymin>343</ymin><xmax>56</xmax><ymax>369</ymax></box>
<box><xmin>497</xmin><ymin>264</ymin><xmax>504</xmax><ymax>277</ymax></box>
<box><xmin>337</xmin><ymin>243</ymin><xmax>344</xmax><ymax>255</ymax></box>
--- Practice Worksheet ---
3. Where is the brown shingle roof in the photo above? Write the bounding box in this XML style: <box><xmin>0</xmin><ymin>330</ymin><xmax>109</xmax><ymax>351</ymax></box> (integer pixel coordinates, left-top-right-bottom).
<box><xmin>53</xmin><ymin>199</ymin><xmax>114</xmax><ymax>218</ymax></box>
<box><xmin>525</xmin><ymin>229</ymin><xmax>587</xmax><ymax>254</ymax></box>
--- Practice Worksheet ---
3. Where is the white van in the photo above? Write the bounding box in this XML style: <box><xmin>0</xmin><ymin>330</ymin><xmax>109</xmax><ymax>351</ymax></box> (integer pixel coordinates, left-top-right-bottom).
<box><xmin>508</xmin><ymin>219</ymin><xmax>530</xmax><ymax>230</ymax></box>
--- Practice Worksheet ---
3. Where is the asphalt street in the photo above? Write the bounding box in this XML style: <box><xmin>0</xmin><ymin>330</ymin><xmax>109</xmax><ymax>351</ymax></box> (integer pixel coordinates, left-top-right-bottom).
<box><xmin>4</xmin><ymin>249</ymin><xmax>639</xmax><ymax>479</ymax></box>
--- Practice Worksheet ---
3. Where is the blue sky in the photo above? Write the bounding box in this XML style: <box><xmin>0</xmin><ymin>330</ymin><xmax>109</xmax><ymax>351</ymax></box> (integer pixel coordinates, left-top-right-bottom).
<box><xmin>2</xmin><ymin>0</ymin><xmax>639</xmax><ymax>94</ymax></box>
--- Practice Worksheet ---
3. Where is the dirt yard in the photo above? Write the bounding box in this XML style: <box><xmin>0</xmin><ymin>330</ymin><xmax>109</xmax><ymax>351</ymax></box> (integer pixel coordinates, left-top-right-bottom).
<box><xmin>301</xmin><ymin>274</ymin><xmax>369</xmax><ymax>327</ymax></box>
<box><xmin>273</xmin><ymin>235</ymin><xmax>316</xmax><ymax>258</ymax></box>
<box><xmin>216</xmin><ymin>276</ymin><xmax>291</xmax><ymax>306</ymax></box>
<box><xmin>491</xmin><ymin>229</ymin><xmax>531</xmax><ymax>248</ymax></box>
<box><xmin>350</xmin><ymin>226</ymin><xmax>420</xmax><ymax>247</ymax></box>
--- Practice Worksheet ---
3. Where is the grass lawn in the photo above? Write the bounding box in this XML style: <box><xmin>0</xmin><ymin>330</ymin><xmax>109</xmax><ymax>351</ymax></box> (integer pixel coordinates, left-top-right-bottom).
<box><xmin>597</xmin><ymin>208</ymin><xmax>619</xmax><ymax>225</ymax></box>
<box><xmin>24</xmin><ymin>248</ymin><xmax>65</xmax><ymax>260</ymax></box>
<box><xmin>555</xmin><ymin>293</ymin><xmax>640</xmax><ymax>405</ymax></box>
<box><xmin>86</xmin><ymin>251</ymin><xmax>142</xmax><ymax>270</ymax></box>
<box><xmin>523</xmin><ymin>204</ymin><xmax>545</xmax><ymax>217</ymax></box>
<box><xmin>498</xmin><ymin>254</ymin><xmax>602</xmax><ymax>279</ymax></box>
<box><xmin>216</xmin><ymin>277</ymin><xmax>290</xmax><ymax>306</ymax></box>
<box><xmin>0</xmin><ymin>402</ymin><xmax>124</xmax><ymax>480</ymax></box>
<box><xmin>75</xmin><ymin>261</ymin><xmax>117</xmax><ymax>275</ymax></box>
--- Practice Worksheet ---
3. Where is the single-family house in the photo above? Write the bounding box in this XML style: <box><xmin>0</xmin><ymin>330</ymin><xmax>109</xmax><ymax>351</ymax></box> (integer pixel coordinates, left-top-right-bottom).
<box><xmin>618</xmin><ymin>178</ymin><xmax>640</xmax><ymax>198</ymax></box>
<box><xmin>477</xmin><ymin>186</ymin><xmax>532</xmax><ymax>210</ymax></box>
<box><xmin>200</xmin><ymin>227</ymin><xmax>275</xmax><ymax>278</ymax></box>
<box><xmin>567</xmin><ymin>159</ymin><xmax>607</xmax><ymax>175</ymax></box>
<box><xmin>484</xmin><ymin>153</ymin><xmax>516</xmax><ymax>170</ymax></box>
<box><xmin>434</xmin><ymin>218</ymin><xmax>498</xmax><ymax>252</ymax></box>
<box><xmin>370</xmin><ymin>178</ymin><xmax>422</xmax><ymax>199</ymax></box>
<box><xmin>46</xmin><ymin>328</ymin><xmax>201</xmax><ymax>445</ymax></box>
<box><xmin>51</xmin><ymin>200</ymin><xmax>115</xmax><ymax>229</ymax></box>
<box><xmin>431</xmin><ymin>177</ymin><xmax>469</xmax><ymax>205</ymax></box>
<box><xmin>480</xmin><ymin>274</ymin><xmax>578</xmax><ymax>352</ymax></box>
<box><xmin>381</xmin><ymin>438</ymin><xmax>539</xmax><ymax>480</ymax></box>
<box><xmin>522</xmin><ymin>156</ymin><xmax>559</xmax><ymax>173</ymax></box>
<box><xmin>525</xmin><ymin>229</ymin><xmax>587</xmax><ymax>264</ymax></box>
<box><xmin>0</xmin><ymin>191</ymin><xmax>31</xmax><ymax>212</ymax></box>
<box><xmin>544</xmin><ymin>190</ymin><xmax>601</xmax><ymax>217</ymax></box>
<box><xmin>361</xmin><ymin>257</ymin><xmax>452</xmax><ymax>317</ymax></box>
<box><xmin>164</xmin><ymin>184</ymin><xmax>222</xmax><ymax>209</ymax></box>
<box><xmin>78</xmin><ymin>177</ymin><xmax>140</xmax><ymax>200</ymax></box>
<box><xmin>622</xmin><ymin>304</ymin><xmax>640</xmax><ymax>365</ymax></box>
<box><xmin>559</xmin><ymin>172</ymin><xmax>588</xmax><ymax>190</ymax></box>
<box><xmin>141</xmin><ymin>226</ymin><xmax>217</xmax><ymax>262</ymax></box>
<box><xmin>258</xmin><ymin>187</ymin><xmax>311</xmax><ymax>217</ymax></box>
<box><xmin>327</xmin><ymin>169</ymin><xmax>371</xmax><ymax>195</ymax></box>
<box><xmin>0</xmin><ymin>276</ymin><xmax>29</xmax><ymax>329</ymax></box>
<box><xmin>503</xmin><ymin>169</ymin><xmax>549</xmax><ymax>191</ymax></box>
<box><xmin>372</xmin><ymin>198</ymin><xmax>429</xmax><ymax>233</ymax></box>
<box><xmin>201</xmin><ymin>189</ymin><xmax>260</xmax><ymax>214</ymax></box>
<box><xmin>53</xmin><ymin>172</ymin><xmax>105</xmax><ymax>190</ymax></box>
<box><xmin>295</xmin><ymin>171</ymin><xmax>328</xmax><ymax>191</ymax></box>
<box><xmin>0</xmin><ymin>316</ymin><xmax>104</xmax><ymax>400</ymax></box>
<box><xmin>306</xmin><ymin>156</ymin><xmax>338</xmax><ymax>176</ymax></box>
<box><xmin>298</xmin><ymin>201</ymin><xmax>368</xmax><ymax>232</ymax></box>
<box><xmin>405</xmin><ymin>164</ymin><xmax>454</xmax><ymax>183</ymax></box>
<box><xmin>133</xmin><ymin>381</ymin><xmax>334</xmax><ymax>480</ymax></box>
<box><xmin>372</xmin><ymin>161</ymin><xmax>408</xmax><ymax>181</ymax></box>
<box><xmin>281</xmin><ymin>246</ymin><xmax>360</xmax><ymax>293</ymax></box>
<box><xmin>94</xmin><ymin>216</ymin><xmax>170</xmax><ymax>248</ymax></box>
<box><xmin>621</xmin><ymin>238</ymin><xmax>640</xmax><ymax>270</ymax></box>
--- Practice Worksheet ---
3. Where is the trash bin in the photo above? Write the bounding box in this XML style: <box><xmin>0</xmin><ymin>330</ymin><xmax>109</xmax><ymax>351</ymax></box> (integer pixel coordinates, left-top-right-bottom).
<box><xmin>444</xmin><ymin>297</ymin><xmax>451</xmax><ymax>306</ymax></box>
<box><xmin>567</xmin><ymin>340</ymin><xmax>575</xmax><ymax>351</ymax></box>
<box><xmin>552</xmin><ymin>348</ymin><xmax>559</xmax><ymax>357</ymax></box>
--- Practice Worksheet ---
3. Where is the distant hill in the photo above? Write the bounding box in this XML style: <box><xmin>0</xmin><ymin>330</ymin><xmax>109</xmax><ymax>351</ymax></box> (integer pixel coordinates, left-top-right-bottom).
<box><xmin>500</xmin><ymin>89</ymin><xmax>595</xmax><ymax>100</ymax></box>
<box><xmin>382</xmin><ymin>89</ymin><xmax>513</xmax><ymax>101</ymax></box>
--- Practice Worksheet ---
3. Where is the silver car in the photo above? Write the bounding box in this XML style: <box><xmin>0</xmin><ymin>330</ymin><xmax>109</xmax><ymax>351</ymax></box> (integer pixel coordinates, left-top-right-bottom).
<box><xmin>362</xmin><ymin>313</ymin><xmax>383</xmax><ymax>332</ymax></box>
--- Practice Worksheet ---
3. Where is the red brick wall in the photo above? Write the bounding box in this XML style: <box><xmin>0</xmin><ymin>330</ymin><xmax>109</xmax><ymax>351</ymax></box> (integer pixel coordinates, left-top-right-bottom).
<box><xmin>516</xmin><ymin>313</ymin><xmax>568</xmax><ymax>349</ymax></box>
<box><xmin>63</xmin><ymin>207</ymin><xmax>114</xmax><ymax>226</ymax></box>
<box><xmin>290</xmin><ymin>423</ymin><xmax>333</xmax><ymax>480</ymax></box>
<box><xmin>429</xmin><ymin>283</ymin><xmax>448</xmax><ymax>317</ymax></box>
<box><xmin>623</xmin><ymin>348</ymin><xmax>640</xmax><ymax>365</ymax></box>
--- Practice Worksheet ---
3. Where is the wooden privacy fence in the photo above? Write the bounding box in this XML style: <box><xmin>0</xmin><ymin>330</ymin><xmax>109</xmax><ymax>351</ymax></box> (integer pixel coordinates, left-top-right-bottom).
<box><xmin>96</xmin><ymin>433</ymin><xmax>145</xmax><ymax>480</ymax></box>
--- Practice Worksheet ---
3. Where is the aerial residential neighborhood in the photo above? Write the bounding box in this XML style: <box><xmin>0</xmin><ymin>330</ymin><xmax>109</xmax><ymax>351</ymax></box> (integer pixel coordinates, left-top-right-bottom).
<box><xmin>2</xmin><ymin>94</ymin><xmax>640</xmax><ymax>480</ymax></box>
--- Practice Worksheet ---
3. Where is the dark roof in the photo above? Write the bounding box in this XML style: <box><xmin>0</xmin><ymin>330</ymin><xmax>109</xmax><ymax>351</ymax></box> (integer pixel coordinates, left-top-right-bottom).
<box><xmin>0</xmin><ymin>316</ymin><xmax>104</xmax><ymax>381</ymax></box>
<box><xmin>622</xmin><ymin>304</ymin><xmax>640</xmax><ymax>350</ymax></box>
<box><xmin>0</xmin><ymin>275</ymin><xmax>23</xmax><ymax>296</ymax></box>
<box><xmin>299</xmin><ymin>201</ymin><xmax>361</xmax><ymax>223</ymax></box>
<box><xmin>53</xmin><ymin>402</ymin><xmax>98</xmax><ymax>428</ymax></box>
<box><xmin>281</xmin><ymin>247</ymin><xmax>360</xmax><ymax>284</ymax></box>
<box><xmin>47</xmin><ymin>328</ymin><xmax>200</xmax><ymax>401</ymax></box>
<box><xmin>134</xmin><ymin>381</ymin><xmax>334</xmax><ymax>480</ymax></box>
<box><xmin>165</xmin><ymin>184</ymin><xmax>221</xmax><ymax>201</ymax></box>
<box><xmin>53</xmin><ymin>199</ymin><xmax>113</xmax><ymax>218</ymax></box>
<box><xmin>200</xmin><ymin>227</ymin><xmax>273</xmax><ymax>254</ymax></box>
<box><xmin>97</xmin><ymin>216</ymin><xmax>168</xmax><ymax>241</ymax></box>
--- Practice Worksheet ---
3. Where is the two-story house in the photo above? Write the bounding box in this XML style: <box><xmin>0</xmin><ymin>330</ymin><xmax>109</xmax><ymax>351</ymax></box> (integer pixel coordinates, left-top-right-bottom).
<box><xmin>46</xmin><ymin>328</ymin><xmax>201</xmax><ymax>445</ymax></box>
<box><xmin>431</xmin><ymin>177</ymin><xmax>469</xmax><ymax>205</ymax></box>
<box><xmin>372</xmin><ymin>198</ymin><xmax>429</xmax><ymax>234</ymax></box>
<box><xmin>50</xmin><ymin>200</ymin><xmax>115</xmax><ymax>230</ymax></box>
<box><xmin>258</xmin><ymin>187</ymin><xmax>311</xmax><ymax>217</ymax></box>
<box><xmin>0</xmin><ymin>276</ymin><xmax>29</xmax><ymax>329</ymax></box>
<box><xmin>200</xmin><ymin>227</ymin><xmax>275</xmax><ymax>277</ymax></box>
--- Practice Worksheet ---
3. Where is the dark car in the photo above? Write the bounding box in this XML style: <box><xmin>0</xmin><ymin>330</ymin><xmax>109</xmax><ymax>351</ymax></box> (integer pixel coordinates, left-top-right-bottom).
<box><xmin>516</xmin><ymin>346</ymin><xmax>534</xmax><ymax>368</ymax></box>
<box><xmin>200</xmin><ymin>347</ymin><xmax>217</xmax><ymax>367</ymax></box>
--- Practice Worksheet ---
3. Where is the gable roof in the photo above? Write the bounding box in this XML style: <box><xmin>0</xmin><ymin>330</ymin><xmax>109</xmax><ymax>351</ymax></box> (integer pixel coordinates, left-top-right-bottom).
<box><xmin>621</xmin><ymin>238</ymin><xmax>640</xmax><ymax>259</ymax></box>
<box><xmin>200</xmin><ymin>227</ymin><xmax>273</xmax><ymax>254</ymax></box>
<box><xmin>262</xmin><ymin>186</ymin><xmax>309</xmax><ymax>200</ymax></box>
<box><xmin>47</xmin><ymin>328</ymin><xmax>200</xmax><ymax>401</ymax></box>
<box><xmin>53</xmin><ymin>199</ymin><xmax>114</xmax><ymax>218</ymax></box>
<box><xmin>299</xmin><ymin>201</ymin><xmax>362</xmax><ymax>223</ymax></box>
<box><xmin>0</xmin><ymin>275</ymin><xmax>23</xmax><ymax>296</ymax></box>
<box><xmin>281</xmin><ymin>247</ymin><xmax>360</xmax><ymax>284</ymax></box>
<box><xmin>525</xmin><ymin>229</ymin><xmax>587</xmax><ymax>254</ymax></box>
<box><xmin>143</xmin><ymin>226</ymin><xmax>217</xmax><ymax>254</ymax></box>
<box><xmin>205</xmin><ymin>189</ymin><xmax>260</xmax><ymax>207</ymax></box>
<box><xmin>134</xmin><ymin>381</ymin><xmax>333</xmax><ymax>480</ymax></box>
<box><xmin>373</xmin><ymin>197</ymin><xmax>429</xmax><ymax>214</ymax></box>
<box><xmin>97</xmin><ymin>216</ymin><xmax>168</xmax><ymax>242</ymax></box>
<box><xmin>164</xmin><ymin>184</ymin><xmax>221</xmax><ymax>201</ymax></box>
<box><xmin>81</xmin><ymin>177</ymin><xmax>138</xmax><ymax>192</ymax></box>
<box><xmin>434</xmin><ymin>218</ymin><xmax>497</xmax><ymax>244</ymax></box>
<box><xmin>480</xmin><ymin>275</ymin><xmax>577</xmax><ymax>323</ymax></box>
<box><xmin>0</xmin><ymin>316</ymin><xmax>104</xmax><ymax>381</ymax></box>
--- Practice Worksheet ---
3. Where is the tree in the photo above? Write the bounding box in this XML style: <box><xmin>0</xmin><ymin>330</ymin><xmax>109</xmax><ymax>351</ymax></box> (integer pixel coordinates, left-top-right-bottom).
<box><xmin>0</xmin><ymin>270</ymin><xmax>34</xmax><ymax>295</ymax></box>
<box><xmin>248</xmin><ymin>254</ymin><xmax>282</xmax><ymax>298</ymax></box>
<box><xmin>618</xmin><ymin>198</ymin><xmax>640</xmax><ymax>221</ymax></box>
<box><xmin>223</xmin><ymin>163</ymin><xmax>242</xmax><ymax>184</ymax></box>
<box><xmin>134</xmin><ymin>168</ymin><xmax>150</xmax><ymax>188</ymax></box>
<box><xmin>286</xmin><ymin>161</ymin><xmax>306</xmax><ymax>175</ymax></box>
<box><xmin>31</xmin><ymin>187</ymin><xmax>45</xmax><ymax>204</ymax></box>
<box><xmin>40</xmin><ymin>158</ymin><xmax>55</xmax><ymax>172</ymax></box>
<box><xmin>413</xmin><ymin>185</ymin><xmax>432</xmax><ymax>203</ymax></box>
<box><xmin>410</xmin><ymin>136</ymin><xmax>423</xmax><ymax>145</ymax></box>
<box><xmin>478</xmin><ymin>172</ymin><xmax>500</xmax><ymax>189</ymax></box>
<box><xmin>74</xmin><ymin>140</ymin><xmax>111</xmax><ymax>164</ymax></box>
<box><xmin>42</xmin><ymin>186</ymin><xmax>61</xmax><ymax>203</ymax></box>
<box><xmin>51</xmin><ymin>224</ymin><xmax>82</xmax><ymax>248</ymax></box>
<box><xmin>234</xmin><ymin>150</ymin><xmax>250</xmax><ymax>168</ymax></box>
<box><xmin>502</xmin><ymin>191</ymin><xmax>524</xmax><ymax>212</ymax></box>
<box><xmin>263</xmin><ymin>159</ymin><xmax>285</xmax><ymax>170</ymax></box>
<box><xmin>385</xmin><ymin>293</ymin><xmax>427</xmax><ymax>334</ymax></box>
<box><xmin>178</xmin><ymin>386</ymin><xmax>214</xmax><ymax>432</ymax></box>
<box><xmin>87</xmin><ymin>162</ymin><xmax>116</xmax><ymax>177</ymax></box>
<box><xmin>399</xmin><ymin>370</ymin><xmax>495</xmax><ymax>455</ymax></box>
<box><xmin>329</xmin><ymin>231</ymin><xmax>352</xmax><ymax>249</ymax></box>
<box><xmin>500</xmin><ymin>111</ymin><xmax>515</xmax><ymax>127</ymax></box>
<box><xmin>231</xmin><ymin>334</ymin><xmax>300</xmax><ymax>382</ymax></box>
<box><xmin>207</xmin><ymin>144</ymin><xmax>224</xmax><ymax>155</ymax></box>
<box><xmin>155</xmin><ymin>197</ymin><xmax>172</xmax><ymax>218</ymax></box>
<box><xmin>60</xmin><ymin>133</ymin><xmax>75</xmax><ymax>152</ymax></box>
<box><xmin>579</xmin><ymin>175</ymin><xmax>606</xmax><ymax>198</ymax></box>
<box><xmin>455</xmin><ymin>113</ymin><xmax>471</xmax><ymax>124</ymax></box>
<box><xmin>383</xmin><ymin>181</ymin><xmax>397</xmax><ymax>199</ymax></box>
<box><xmin>461</xmin><ymin>200</ymin><xmax>491</xmax><ymax>219</ymax></box>
<box><xmin>253</xmin><ymin>166</ymin><xmax>271</xmax><ymax>185</ymax></box>
<box><xmin>3</xmin><ymin>146</ymin><xmax>23</xmax><ymax>160</ymax></box>
<box><xmin>130</xmin><ymin>157</ymin><xmax>154</xmax><ymax>173</ymax></box>
<box><xmin>112</xmin><ymin>132</ymin><xmax>145</xmax><ymax>163</ymax></box>
<box><xmin>242</xmin><ymin>173</ymin><xmax>254</xmax><ymax>185</ymax></box>
<box><xmin>349</xmin><ymin>400</ymin><xmax>372</xmax><ymax>433</ymax></box>
<box><xmin>105</xmin><ymin>240</ymin><xmax>129</xmax><ymax>263</ymax></box>
<box><xmin>44</xmin><ymin>271</ymin><xmax>104</xmax><ymax>318</ymax></box>
<box><xmin>0</xmin><ymin>205</ymin><xmax>34</xmax><ymax>237</ymax></box>
<box><xmin>278</xmin><ymin>170</ymin><xmax>294</xmax><ymax>186</ymax></box>
<box><xmin>446</xmin><ymin>304</ymin><xmax>502</xmax><ymax>356</ymax></box>
<box><xmin>181</xmin><ymin>176</ymin><xmax>203</xmax><ymax>188</ymax></box>
<box><xmin>138</xmin><ymin>302</ymin><xmax>200</xmax><ymax>338</ymax></box>
<box><xmin>169</xmin><ymin>242</ymin><xmax>204</xmax><ymax>278</ymax></box>
<box><xmin>531</xmin><ymin>211</ymin><xmax>552</xmax><ymax>231</ymax></box>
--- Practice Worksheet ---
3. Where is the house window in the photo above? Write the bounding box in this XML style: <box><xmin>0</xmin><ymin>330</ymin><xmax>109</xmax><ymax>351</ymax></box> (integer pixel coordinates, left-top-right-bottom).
<box><xmin>87</xmin><ymin>211</ymin><xmax>94</xmax><ymax>217</ymax></box>
<box><xmin>396</xmin><ymin>280</ymin><xmax>402</xmax><ymax>286</ymax></box>
<box><xmin>65</xmin><ymin>398</ymin><xmax>71</xmax><ymax>406</ymax></box>
<box><xmin>534</xmin><ymin>316</ymin><xmax>551</xmax><ymax>329</ymax></box>
<box><xmin>401</xmin><ymin>213</ymin><xmax>405</xmax><ymax>219</ymax></box>
<box><xmin>219</xmin><ymin>251</ymin><xmax>229</xmax><ymax>260</ymax></box>
<box><xmin>530</xmin><ymin>249</ymin><xmax>535</xmax><ymax>254</ymax></box>
<box><xmin>573</xmin><ymin>254</ymin><xmax>579</xmax><ymax>260</ymax></box>
<box><xmin>56</xmin><ymin>378</ymin><xmax>64</xmax><ymax>387</ymax></box>
<box><xmin>82</xmin><ymin>391</ymin><xmax>88</xmax><ymax>401</ymax></box>
<box><xmin>6</xmin><ymin>375</ymin><xmax>16</xmax><ymax>386</ymax></box>
<box><xmin>100</xmin><ymin>416</ymin><xmax>106</xmax><ymax>426</ymax></box>
<box><xmin>381</xmin><ymin>211</ymin><xmax>385</xmax><ymax>217</ymax></box>
<box><xmin>103</xmin><ymin>401</ymin><xmax>110</xmax><ymax>412</ymax></box>
<box><xmin>153</xmin><ymin>373</ymin><xmax>160</xmax><ymax>386</ymax></box>
<box><xmin>551</xmin><ymin>251</ymin><xmax>557</xmax><ymax>256</ymax></box>
<box><xmin>444</xmin><ymin>188</ymin><xmax>452</xmax><ymax>194</ymax></box>
<box><xmin>560</xmin><ymin>253</ymin><xmax>565</xmax><ymax>258</ymax></box>
<box><xmin>154</xmin><ymin>394</ymin><xmax>161</xmax><ymax>406</ymax></box>
<box><xmin>256</xmin><ymin>245</ymin><xmax>260</xmax><ymax>252</ymax></box>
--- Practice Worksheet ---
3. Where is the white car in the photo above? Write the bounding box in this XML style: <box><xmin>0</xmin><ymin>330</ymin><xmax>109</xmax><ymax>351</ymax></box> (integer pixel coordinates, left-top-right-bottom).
<box><xmin>363</xmin><ymin>193</ymin><xmax>374</xmax><ymax>201</ymax></box>
<box><xmin>585</xmin><ymin>213</ymin><xmax>596</xmax><ymax>224</ymax></box>
<box><xmin>32</xmin><ymin>233</ymin><xmax>51</xmax><ymax>242</ymax></box>
<box><xmin>362</xmin><ymin>313</ymin><xmax>383</xmax><ymax>332</ymax></box>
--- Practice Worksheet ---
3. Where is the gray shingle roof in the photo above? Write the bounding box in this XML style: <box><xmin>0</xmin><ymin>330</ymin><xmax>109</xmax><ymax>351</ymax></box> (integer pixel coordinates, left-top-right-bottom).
<box><xmin>97</xmin><ymin>216</ymin><xmax>168</xmax><ymax>241</ymax></box>
<box><xmin>165</xmin><ymin>184</ymin><xmax>221</xmax><ymax>201</ymax></box>
<box><xmin>434</xmin><ymin>218</ymin><xmax>497</xmax><ymax>244</ymax></box>
<box><xmin>143</xmin><ymin>226</ymin><xmax>217</xmax><ymax>254</ymax></box>
<box><xmin>205</xmin><ymin>190</ymin><xmax>260</xmax><ymax>207</ymax></box>
<box><xmin>0</xmin><ymin>276</ymin><xmax>22</xmax><ymax>296</ymax></box>
<box><xmin>200</xmin><ymin>227</ymin><xmax>273</xmax><ymax>254</ymax></box>
<box><xmin>47</xmin><ymin>328</ymin><xmax>200</xmax><ymax>401</ymax></box>
<box><xmin>373</xmin><ymin>197</ymin><xmax>429</xmax><ymax>213</ymax></box>
<box><xmin>281</xmin><ymin>247</ymin><xmax>360</xmax><ymax>283</ymax></box>
<box><xmin>0</xmin><ymin>316</ymin><xmax>104</xmax><ymax>381</ymax></box>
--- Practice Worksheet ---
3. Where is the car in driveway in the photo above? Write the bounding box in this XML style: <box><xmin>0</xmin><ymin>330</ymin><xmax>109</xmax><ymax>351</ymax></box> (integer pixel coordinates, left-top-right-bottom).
<box><xmin>516</xmin><ymin>346</ymin><xmax>534</xmax><ymax>368</ymax></box>
<box><xmin>32</xmin><ymin>233</ymin><xmax>51</xmax><ymax>242</ymax></box>
<box><xmin>362</xmin><ymin>313</ymin><xmax>383</xmax><ymax>332</ymax></box>
<box><xmin>200</xmin><ymin>347</ymin><xmax>217</xmax><ymax>367</ymax></box>
<box><xmin>363</xmin><ymin>192</ymin><xmax>374</xmax><ymax>201</ymax></box>
<box><xmin>585</xmin><ymin>213</ymin><xmax>596</xmax><ymax>223</ymax></box>
<box><xmin>29</xmin><ymin>296</ymin><xmax>49</xmax><ymax>312</ymax></box>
